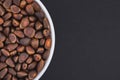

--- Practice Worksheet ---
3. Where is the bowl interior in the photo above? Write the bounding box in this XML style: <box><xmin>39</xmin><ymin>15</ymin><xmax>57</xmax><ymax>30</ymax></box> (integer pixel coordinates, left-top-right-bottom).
<box><xmin>34</xmin><ymin>0</ymin><xmax>55</xmax><ymax>80</ymax></box>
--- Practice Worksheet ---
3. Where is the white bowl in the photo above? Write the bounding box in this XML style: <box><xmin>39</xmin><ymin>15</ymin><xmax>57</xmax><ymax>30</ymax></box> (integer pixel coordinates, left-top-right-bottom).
<box><xmin>34</xmin><ymin>0</ymin><xmax>55</xmax><ymax>80</ymax></box>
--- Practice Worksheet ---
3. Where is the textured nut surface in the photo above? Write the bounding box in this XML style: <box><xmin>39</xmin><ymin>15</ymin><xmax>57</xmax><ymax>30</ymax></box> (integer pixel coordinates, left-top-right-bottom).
<box><xmin>43</xmin><ymin>29</ymin><xmax>50</xmax><ymax>37</ymax></box>
<box><xmin>20</xmin><ymin>0</ymin><xmax>26</xmax><ymax>8</ymax></box>
<box><xmin>24</xmin><ymin>27</ymin><xmax>35</xmax><ymax>38</ymax></box>
<box><xmin>20</xmin><ymin>38</ymin><xmax>31</xmax><ymax>46</ymax></box>
<box><xmin>17</xmin><ymin>71</ymin><xmax>27</xmax><ymax>78</ymax></box>
<box><xmin>7</xmin><ymin>43</ymin><xmax>18</xmax><ymax>51</ymax></box>
<box><xmin>45</xmin><ymin>38</ymin><xmax>51</xmax><ymax>49</ymax></box>
<box><xmin>0</xmin><ymin>32</ymin><xmax>6</xmax><ymax>42</ymax></box>
<box><xmin>37</xmin><ymin>59</ymin><xmax>45</xmax><ymax>72</ymax></box>
<box><xmin>35</xmin><ymin>21</ymin><xmax>42</xmax><ymax>30</ymax></box>
<box><xmin>26</xmin><ymin>57</ymin><xmax>33</xmax><ymax>64</ymax></box>
<box><xmin>3</xmin><ymin>20</ymin><xmax>11</xmax><ymax>27</ymax></box>
<box><xmin>3</xmin><ymin>0</ymin><xmax>12</xmax><ymax>9</ymax></box>
<box><xmin>14</xmin><ymin>30</ymin><xmax>24</xmax><ymax>38</ymax></box>
<box><xmin>37</xmin><ymin>47</ymin><xmax>44</xmax><ymax>54</ymax></box>
<box><xmin>3</xmin><ymin>13</ymin><xmax>12</xmax><ymax>20</ymax></box>
<box><xmin>31</xmin><ymin>39</ymin><xmax>39</xmax><ymax>49</ymax></box>
<box><xmin>0</xmin><ymin>5</ymin><xmax>5</xmax><ymax>16</ymax></box>
<box><xmin>4</xmin><ymin>27</ymin><xmax>10</xmax><ymax>36</ymax></box>
<box><xmin>26</xmin><ymin>46</ymin><xmax>35</xmax><ymax>55</ymax></box>
<box><xmin>17</xmin><ymin>45</ymin><xmax>25</xmax><ymax>52</ymax></box>
<box><xmin>10</xmin><ymin>50</ymin><xmax>17</xmax><ymax>56</ymax></box>
<box><xmin>28</xmin><ymin>62</ymin><xmax>37</xmax><ymax>70</ymax></box>
<box><xmin>34</xmin><ymin>54</ymin><xmax>41</xmax><ymax>61</ymax></box>
<box><xmin>0</xmin><ymin>63</ymin><xmax>7</xmax><ymax>70</ymax></box>
<box><xmin>32</xmin><ymin>2</ymin><xmax>41</xmax><ymax>11</ymax></box>
<box><xmin>20</xmin><ymin>17</ymin><xmax>29</xmax><ymax>29</ymax></box>
<box><xmin>13</xmin><ymin>0</ymin><xmax>20</xmax><ymax>6</ymax></box>
<box><xmin>15</xmin><ymin>64</ymin><xmax>21</xmax><ymax>71</ymax></box>
<box><xmin>13</xmin><ymin>56</ymin><xmax>18</xmax><ymax>63</ymax></box>
<box><xmin>1</xmin><ymin>49</ymin><xmax>10</xmax><ymax>57</ymax></box>
<box><xmin>26</xmin><ymin>4</ymin><xmax>34</xmax><ymax>15</ymax></box>
<box><xmin>40</xmin><ymin>39</ymin><xmax>45</xmax><ymax>46</ymax></box>
<box><xmin>28</xmin><ymin>70</ymin><xmax>37</xmax><ymax>79</ymax></box>
<box><xmin>9</xmin><ymin>33</ymin><xmax>17</xmax><ymax>43</ymax></box>
<box><xmin>43</xmin><ymin>18</ymin><xmax>50</xmax><ymax>29</ymax></box>
<box><xmin>11</xmin><ymin>5</ymin><xmax>21</xmax><ymax>13</ymax></box>
<box><xmin>19</xmin><ymin>53</ymin><xmax>28</xmax><ymax>63</ymax></box>
<box><xmin>22</xmin><ymin>63</ymin><xmax>27</xmax><ymax>70</ymax></box>
<box><xmin>35</xmin><ymin>32</ymin><xmax>43</xmax><ymax>39</ymax></box>
<box><xmin>8</xmin><ymin>68</ymin><xmax>16</xmax><ymax>76</ymax></box>
<box><xmin>43</xmin><ymin>50</ymin><xmax>50</xmax><ymax>60</ymax></box>
<box><xmin>0</xmin><ymin>68</ymin><xmax>8</xmax><ymax>79</ymax></box>
<box><xmin>13</xmin><ymin>14</ymin><xmax>23</xmax><ymax>20</ymax></box>
<box><xmin>12</xmin><ymin>19</ymin><xmax>19</xmax><ymax>27</ymax></box>
<box><xmin>6</xmin><ymin>58</ymin><xmax>15</xmax><ymax>67</ymax></box>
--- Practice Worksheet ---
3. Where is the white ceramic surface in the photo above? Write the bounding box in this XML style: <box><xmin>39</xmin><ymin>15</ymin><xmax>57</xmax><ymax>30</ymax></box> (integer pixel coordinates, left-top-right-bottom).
<box><xmin>34</xmin><ymin>0</ymin><xmax>55</xmax><ymax>80</ymax></box>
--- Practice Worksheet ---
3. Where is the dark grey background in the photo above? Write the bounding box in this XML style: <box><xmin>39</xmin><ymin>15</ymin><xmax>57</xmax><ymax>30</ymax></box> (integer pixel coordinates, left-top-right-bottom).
<box><xmin>40</xmin><ymin>0</ymin><xmax>120</xmax><ymax>80</ymax></box>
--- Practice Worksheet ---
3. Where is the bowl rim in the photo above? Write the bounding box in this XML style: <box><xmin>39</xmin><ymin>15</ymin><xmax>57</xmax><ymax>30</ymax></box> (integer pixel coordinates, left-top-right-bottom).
<box><xmin>34</xmin><ymin>0</ymin><xmax>55</xmax><ymax>80</ymax></box>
